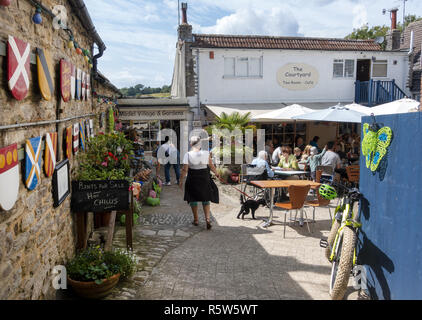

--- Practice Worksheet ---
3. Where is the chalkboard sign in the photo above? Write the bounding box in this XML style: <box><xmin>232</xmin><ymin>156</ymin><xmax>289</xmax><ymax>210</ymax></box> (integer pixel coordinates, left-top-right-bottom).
<box><xmin>71</xmin><ymin>180</ymin><xmax>129</xmax><ymax>212</ymax></box>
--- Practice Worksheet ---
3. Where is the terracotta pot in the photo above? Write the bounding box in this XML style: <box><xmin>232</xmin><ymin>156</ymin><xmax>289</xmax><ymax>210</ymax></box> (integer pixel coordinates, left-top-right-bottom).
<box><xmin>67</xmin><ymin>273</ymin><xmax>120</xmax><ymax>299</ymax></box>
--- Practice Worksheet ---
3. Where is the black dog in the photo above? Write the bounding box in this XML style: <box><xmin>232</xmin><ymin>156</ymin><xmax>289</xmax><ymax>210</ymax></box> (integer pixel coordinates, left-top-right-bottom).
<box><xmin>237</xmin><ymin>196</ymin><xmax>267</xmax><ymax>220</ymax></box>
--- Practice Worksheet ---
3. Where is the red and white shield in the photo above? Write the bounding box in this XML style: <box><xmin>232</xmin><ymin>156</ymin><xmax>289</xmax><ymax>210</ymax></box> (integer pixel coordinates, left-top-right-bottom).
<box><xmin>73</xmin><ymin>123</ymin><xmax>79</xmax><ymax>154</ymax></box>
<box><xmin>0</xmin><ymin>143</ymin><xmax>20</xmax><ymax>211</ymax></box>
<box><xmin>70</xmin><ymin>63</ymin><xmax>76</xmax><ymax>100</ymax></box>
<box><xmin>86</xmin><ymin>74</ymin><xmax>90</xmax><ymax>100</ymax></box>
<box><xmin>7</xmin><ymin>35</ymin><xmax>30</xmax><ymax>101</ymax></box>
<box><xmin>81</xmin><ymin>71</ymin><xmax>86</xmax><ymax>100</ymax></box>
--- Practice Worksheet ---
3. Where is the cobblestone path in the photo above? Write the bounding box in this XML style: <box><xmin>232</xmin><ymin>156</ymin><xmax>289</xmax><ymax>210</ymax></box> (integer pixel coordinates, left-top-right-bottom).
<box><xmin>108</xmin><ymin>176</ymin><xmax>362</xmax><ymax>300</ymax></box>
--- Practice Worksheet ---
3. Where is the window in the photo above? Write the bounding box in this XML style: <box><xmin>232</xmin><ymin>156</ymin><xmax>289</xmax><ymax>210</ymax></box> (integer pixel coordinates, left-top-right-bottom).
<box><xmin>333</xmin><ymin>59</ymin><xmax>355</xmax><ymax>78</ymax></box>
<box><xmin>224</xmin><ymin>57</ymin><xmax>235</xmax><ymax>77</ymax></box>
<box><xmin>372</xmin><ymin>60</ymin><xmax>388</xmax><ymax>77</ymax></box>
<box><xmin>224</xmin><ymin>56</ymin><xmax>263</xmax><ymax>78</ymax></box>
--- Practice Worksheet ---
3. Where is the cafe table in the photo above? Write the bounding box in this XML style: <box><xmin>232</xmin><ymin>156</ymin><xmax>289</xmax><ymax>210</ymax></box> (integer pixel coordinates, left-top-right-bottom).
<box><xmin>271</xmin><ymin>168</ymin><xmax>308</xmax><ymax>178</ymax></box>
<box><xmin>250</xmin><ymin>180</ymin><xmax>321</xmax><ymax>228</ymax></box>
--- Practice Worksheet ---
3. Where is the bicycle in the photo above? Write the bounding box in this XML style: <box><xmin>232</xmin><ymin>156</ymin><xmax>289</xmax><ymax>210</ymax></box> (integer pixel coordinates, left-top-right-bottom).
<box><xmin>319</xmin><ymin>181</ymin><xmax>362</xmax><ymax>300</ymax></box>
<box><xmin>240</xmin><ymin>164</ymin><xmax>285</xmax><ymax>208</ymax></box>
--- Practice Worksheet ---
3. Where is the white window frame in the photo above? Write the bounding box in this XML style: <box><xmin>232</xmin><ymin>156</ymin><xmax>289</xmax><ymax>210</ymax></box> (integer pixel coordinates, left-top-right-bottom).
<box><xmin>372</xmin><ymin>60</ymin><xmax>388</xmax><ymax>78</ymax></box>
<box><xmin>333</xmin><ymin>59</ymin><xmax>355</xmax><ymax>79</ymax></box>
<box><xmin>223</xmin><ymin>56</ymin><xmax>263</xmax><ymax>78</ymax></box>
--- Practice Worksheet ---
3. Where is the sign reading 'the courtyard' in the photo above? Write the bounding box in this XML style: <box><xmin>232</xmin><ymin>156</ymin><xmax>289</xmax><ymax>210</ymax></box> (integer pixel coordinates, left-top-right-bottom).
<box><xmin>276</xmin><ymin>63</ymin><xmax>319</xmax><ymax>91</ymax></box>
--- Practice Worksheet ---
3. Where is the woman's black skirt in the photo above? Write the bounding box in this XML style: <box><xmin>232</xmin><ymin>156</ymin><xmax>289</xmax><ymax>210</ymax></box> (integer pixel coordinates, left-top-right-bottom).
<box><xmin>184</xmin><ymin>168</ymin><xmax>219</xmax><ymax>204</ymax></box>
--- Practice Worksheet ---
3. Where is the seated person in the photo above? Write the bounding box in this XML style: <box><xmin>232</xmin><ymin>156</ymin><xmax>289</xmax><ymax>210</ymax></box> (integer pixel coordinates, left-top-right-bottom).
<box><xmin>277</xmin><ymin>145</ymin><xmax>299</xmax><ymax>171</ymax></box>
<box><xmin>251</xmin><ymin>151</ymin><xmax>275</xmax><ymax>178</ymax></box>
<box><xmin>293</xmin><ymin>147</ymin><xmax>302</xmax><ymax>161</ymax></box>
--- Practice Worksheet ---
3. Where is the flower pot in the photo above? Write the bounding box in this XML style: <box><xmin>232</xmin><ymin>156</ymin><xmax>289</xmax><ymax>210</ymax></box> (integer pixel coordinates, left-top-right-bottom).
<box><xmin>67</xmin><ymin>273</ymin><xmax>120</xmax><ymax>299</ymax></box>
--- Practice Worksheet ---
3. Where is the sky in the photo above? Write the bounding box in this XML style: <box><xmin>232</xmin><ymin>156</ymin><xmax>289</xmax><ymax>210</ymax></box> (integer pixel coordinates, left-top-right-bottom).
<box><xmin>84</xmin><ymin>0</ymin><xmax>422</xmax><ymax>89</ymax></box>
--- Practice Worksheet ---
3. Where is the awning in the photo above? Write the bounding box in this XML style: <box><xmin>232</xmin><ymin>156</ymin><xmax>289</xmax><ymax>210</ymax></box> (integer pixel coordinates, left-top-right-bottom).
<box><xmin>204</xmin><ymin>102</ymin><xmax>352</xmax><ymax>122</ymax></box>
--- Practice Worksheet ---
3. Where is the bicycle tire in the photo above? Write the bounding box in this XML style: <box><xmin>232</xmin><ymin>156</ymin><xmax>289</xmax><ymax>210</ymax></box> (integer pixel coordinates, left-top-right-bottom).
<box><xmin>330</xmin><ymin>226</ymin><xmax>357</xmax><ymax>300</ymax></box>
<box><xmin>325</xmin><ymin>219</ymin><xmax>341</xmax><ymax>261</ymax></box>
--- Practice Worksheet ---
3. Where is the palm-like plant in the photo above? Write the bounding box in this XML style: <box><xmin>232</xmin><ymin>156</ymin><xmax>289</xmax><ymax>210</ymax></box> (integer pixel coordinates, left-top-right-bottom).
<box><xmin>209</xmin><ymin>111</ymin><xmax>256</xmax><ymax>132</ymax></box>
<box><xmin>205</xmin><ymin>112</ymin><xmax>256</xmax><ymax>172</ymax></box>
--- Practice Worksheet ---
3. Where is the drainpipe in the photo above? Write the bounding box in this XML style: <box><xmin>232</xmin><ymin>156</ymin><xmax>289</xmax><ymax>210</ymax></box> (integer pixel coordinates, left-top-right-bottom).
<box><xmin>196</xmin><ymin>48</ymin><xmax>200</xmax><ymax>121</ymax></box>
<box><xmin>69</xmin><ymin>0</ymin><xmax>106</xmax><ymax>74</ymax></box>
<box><xmin>408</xmin><ymin>30</ymin><xmax>414</xmax><ymax>56</ymax></box>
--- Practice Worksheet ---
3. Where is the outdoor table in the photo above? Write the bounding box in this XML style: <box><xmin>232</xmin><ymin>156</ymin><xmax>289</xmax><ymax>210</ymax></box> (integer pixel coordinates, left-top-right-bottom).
<box><xmin>271</xmin><ymin>168</ymin><xmax>308</xmax><ymax>178</ymax></box>
<box><xmin>250</xmin><ymin>180</ymin><xmax>321</xmax><ymax>228</ymax></box>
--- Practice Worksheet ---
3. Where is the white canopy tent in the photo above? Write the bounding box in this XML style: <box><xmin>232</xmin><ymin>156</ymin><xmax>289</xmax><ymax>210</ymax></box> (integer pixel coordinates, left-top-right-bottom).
<box><xmin>251</xmin><ymin>104</ymin><xmax>315</xmax><ymax>122</ymax></box>
<box><xmin>292</xmin><ymin>104</ymin><xmax>367</xmax><ymax>123</ymax></box>
<box><xmin>342</xmin><ymin>103</ymin><xmax>373</xmax><ymax>115</ymax></box>
<box><xmin>370</xmin><ymin>98</ymin><xmax>420</xmax><ymax>115</ymax></box>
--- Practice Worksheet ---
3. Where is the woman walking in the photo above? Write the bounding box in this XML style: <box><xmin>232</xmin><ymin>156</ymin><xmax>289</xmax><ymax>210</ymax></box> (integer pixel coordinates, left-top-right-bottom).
<box><xmin>179</xmin><ymin>136</ymin><xmax>220</xmax><ymax>230</ymax></box>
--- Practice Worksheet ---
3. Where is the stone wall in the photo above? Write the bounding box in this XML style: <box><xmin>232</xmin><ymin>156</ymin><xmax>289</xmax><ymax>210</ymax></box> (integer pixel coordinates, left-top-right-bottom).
<box><xmin>0</xmin><ymin>0</ymin><xmax>118</xmax><ymax>299</ymax></box>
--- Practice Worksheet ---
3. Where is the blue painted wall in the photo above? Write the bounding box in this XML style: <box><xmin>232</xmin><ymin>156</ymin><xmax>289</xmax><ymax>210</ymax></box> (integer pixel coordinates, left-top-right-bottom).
<box><xmin>358</xmin><ymin>112</ymin><xmax>422</xmax><ymax>300</ymax></box>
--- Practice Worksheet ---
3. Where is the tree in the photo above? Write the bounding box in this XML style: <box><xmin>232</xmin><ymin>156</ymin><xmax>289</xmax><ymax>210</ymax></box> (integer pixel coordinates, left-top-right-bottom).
<box><xmin>344</xmin><ymin>14</ymin><xmax>422</xmax><ymax>45</ymax></box>
<box><xmin>345</xmin><ymin>24</ymin><xmax>389</xmax><ymax>41</ymax></box>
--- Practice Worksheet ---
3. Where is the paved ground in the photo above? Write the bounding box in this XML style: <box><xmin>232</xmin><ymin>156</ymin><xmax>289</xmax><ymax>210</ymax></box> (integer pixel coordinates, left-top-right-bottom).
<box><xmin>107</xmin><ymin>172</ymin><xmax>363</xmax><ymax>300</ymax></box>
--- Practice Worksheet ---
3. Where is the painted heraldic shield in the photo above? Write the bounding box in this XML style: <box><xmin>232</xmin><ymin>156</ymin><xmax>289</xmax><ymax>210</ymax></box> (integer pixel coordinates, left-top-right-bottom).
<box><xmin>79</xmin><ymin>121</ymin><xmax>86</xmax><ymax>151</ymax></box>
<box><xmin>44</xmin><ymin>132</ymin><xmax>57</xmax><ymax>177</ymax></box>
<box><xmin>86</xmin><ymin>74</ymin><xmax>90</xmax><ymax>100</ymax></box>
<box><xmin>60</xmin><ymin>59</ymin><xmax>71</xmax><ymax>102</ymax></box>
<box><xmin>81</xmin><ymin>71</ymin><xmax>86</xmax><ymax>100</ymax></box>
<box><xmin>0</xmin><ymin>143</ymin><xmax>20</xmax><ymax>211</ymax></box>
<box><xmin>25</xmin><ymin>136</ymin><xmax>42</xmax><ymax>191</ymax></box>
<box><xmin>36</xmin><ymin>48</ymin><xmax>54</xmax><ymax>101</ymax></box>
<box><xmin>7</xmin><ymin>35</ymin><xmax>30</xmax><ymax>100</ymax></box>
<box><xmin>73</xmin><ymin>123</ymin><xmax>79</xmax><ymax>154</ymax></box>
<box><xmin>70</xmin><ymin>63</ymin><xmax>76</xmax><ymax>100</ymax></box>
<box><xmin>76</xmin><ymin>68</ymin><xmax>82</xmax><ymax>100</ymax></box>
<box><xmin>65</xmin><ymin>126</ymin><xmax>72</xmax><ymax>159</ymax></box>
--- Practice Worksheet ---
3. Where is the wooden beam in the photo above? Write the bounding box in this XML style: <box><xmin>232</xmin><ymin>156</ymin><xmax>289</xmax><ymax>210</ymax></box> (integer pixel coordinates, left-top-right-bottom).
<box><xmin>104</xmin><ymin>211</ymin><xmax>116</xmax><ymax>252</ymax></box>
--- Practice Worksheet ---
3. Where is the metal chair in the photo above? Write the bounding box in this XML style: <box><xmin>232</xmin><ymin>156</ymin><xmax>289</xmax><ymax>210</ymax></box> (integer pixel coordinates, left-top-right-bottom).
<box><xmin>346</xmin><ymin>165</ymin><xmax>360</xmax><ymax>187</ymax></box>
<box><xmin>275</xmin><ymin>184</ymin><xmax>311</xmax><ymax>238</ymax></box>
<box><xmin>304</xmin><ymin>188</ymin><xmax>332</xmax><ymax>231</ymax></box>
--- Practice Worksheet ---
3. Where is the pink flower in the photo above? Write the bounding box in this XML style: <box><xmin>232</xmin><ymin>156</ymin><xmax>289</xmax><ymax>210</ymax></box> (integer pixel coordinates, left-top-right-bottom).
<box><xmin>101</xmin><ymin>162</ymin><xmax>108</xmax><ymax>167</ymax></box>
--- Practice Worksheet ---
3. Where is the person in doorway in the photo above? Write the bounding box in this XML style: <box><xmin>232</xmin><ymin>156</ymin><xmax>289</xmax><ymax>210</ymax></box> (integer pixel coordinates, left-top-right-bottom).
<box><xmin>179</xmin><ymin>136</ymin><xmax>220</xmax><ymax>230</ymax></box>
<box><xmin>157</xmin><ymin>136</ymin><xmax>180</xmax><ymax>186</ymax></box>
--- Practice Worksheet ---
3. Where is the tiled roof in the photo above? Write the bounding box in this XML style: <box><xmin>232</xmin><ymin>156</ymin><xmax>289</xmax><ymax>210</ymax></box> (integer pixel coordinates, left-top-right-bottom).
<box><xmin>400</xmin><ymin>20</ymin><xmax>422</xmax><ymax>92</ymax></box>
<box><xmin>192</xmin><ymin>34</ymin><xmax>383</xmax><ymax>51</ymax></box>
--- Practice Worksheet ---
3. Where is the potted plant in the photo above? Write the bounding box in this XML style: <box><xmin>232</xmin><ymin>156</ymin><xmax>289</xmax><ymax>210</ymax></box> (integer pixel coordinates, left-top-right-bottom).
<box><xmin>66</xmin><ymin>246</ymin><xmax>137</xmax><ymax>299</ymax></box>
<box><xmin>74</xmin><ymin>132</ymin><xmax>134</xmax><ymax>227</ymax></box>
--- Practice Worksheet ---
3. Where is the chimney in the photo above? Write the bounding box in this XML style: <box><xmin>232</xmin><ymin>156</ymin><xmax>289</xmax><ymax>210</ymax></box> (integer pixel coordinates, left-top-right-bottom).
<box><xmin>386</xmin><ymin>8</ymin><xmax>401</xmax><ymax>51</ymax></box>
<box><xmin>390</xmin><ymin>8</ymin><xmax>398</xmax><ymax>30</ymax></box>
<box><xmin>177</xmin><ymin>2</ymin><xmax>192</xmax><ymax>42</ymax></box>
<box><xmin>181</xmin><ymin>2</ymin><xmax>188</xmax><ymax>24</ymax></box>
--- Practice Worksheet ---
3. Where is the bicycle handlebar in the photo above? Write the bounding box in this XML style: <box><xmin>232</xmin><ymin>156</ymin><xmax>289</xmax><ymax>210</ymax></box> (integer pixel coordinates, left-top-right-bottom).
<box><xmin>320</xmin><ymin>179</ymin><xmax>360</xmax><ymax>198</ymax></box>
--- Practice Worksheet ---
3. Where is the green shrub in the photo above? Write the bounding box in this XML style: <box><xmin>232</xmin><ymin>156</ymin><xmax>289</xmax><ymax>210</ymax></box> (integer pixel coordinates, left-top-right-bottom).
<box><xmin>76</xmin><ymin>132</ymin><xmax>134</xmax><ymax>181</ymax></box>
<box><xmin>67</xmin><ymin>246</ymin><xmax>137</xmax><ymax>284</ymax></box>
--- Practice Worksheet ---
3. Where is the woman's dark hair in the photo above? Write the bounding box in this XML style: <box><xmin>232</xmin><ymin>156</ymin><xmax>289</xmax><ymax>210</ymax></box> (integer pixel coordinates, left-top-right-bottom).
<box><xmin>312</xmin><ymin>136</ymin><xmax>320</xmax><ymax>142</ymax></box>
<box><xmin>327</xmin><ymin>141</ymin><xmax>335</xmax><ymax>150</ymax></box>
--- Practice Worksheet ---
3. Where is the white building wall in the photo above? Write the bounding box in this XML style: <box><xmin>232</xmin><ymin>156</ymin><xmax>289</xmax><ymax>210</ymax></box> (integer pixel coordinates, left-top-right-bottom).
<box><xmin>196</xmin><ymin>48</ymin><xmax>409</xmax><ymax>105</ymax></box>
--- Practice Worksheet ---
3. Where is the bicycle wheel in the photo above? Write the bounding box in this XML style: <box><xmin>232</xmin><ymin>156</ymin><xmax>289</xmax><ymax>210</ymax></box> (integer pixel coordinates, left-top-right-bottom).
<box><xmin>325</xmin><ymin>219</ymin><xmax>341</xmax><ymax>261</ymax></box>
<box><xmin>329</xmin><ymin>226</ymin><xmax>357</xmax><ymax>300</ymax></box>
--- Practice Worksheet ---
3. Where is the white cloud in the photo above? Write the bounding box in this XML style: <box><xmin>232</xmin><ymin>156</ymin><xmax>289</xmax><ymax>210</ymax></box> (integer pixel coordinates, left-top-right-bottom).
<box><xmin>200</xmin><ymin>7</ymin><xmax>300</xmax><ymax>36</ymax></box>
<box><xmin>353</xmin><ymin>4</ymin><xmax>368</xmax><ymax>29</ymax></box>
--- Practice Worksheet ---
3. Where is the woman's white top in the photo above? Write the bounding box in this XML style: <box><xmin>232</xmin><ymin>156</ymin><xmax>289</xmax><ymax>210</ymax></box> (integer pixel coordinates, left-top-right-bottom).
<box><xmin>183</xmin><ymin>150</ymin><xmax>209</xmax><ymax>170</ymax></box>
